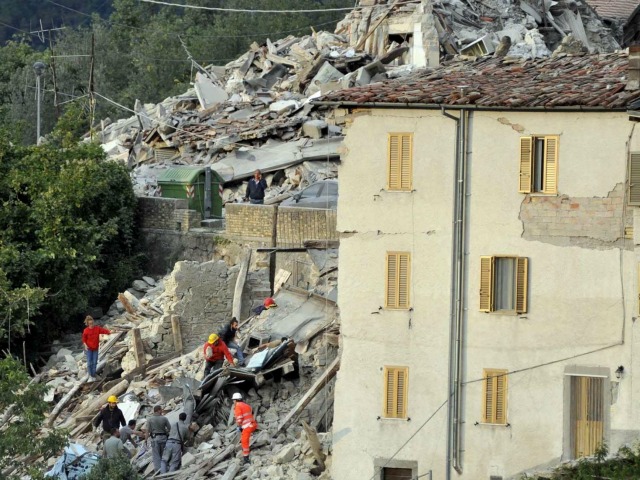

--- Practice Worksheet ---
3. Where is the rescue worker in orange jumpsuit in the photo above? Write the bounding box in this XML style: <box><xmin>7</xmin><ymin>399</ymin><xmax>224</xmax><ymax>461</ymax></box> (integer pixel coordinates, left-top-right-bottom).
<box><xmin>232</xmin><ymin>392</ymin><xmax>257</xmax><ymax>464</ymax></box>
<box><xmin>203</xmin><ymin>333</ymin><xmax>237</xmax><ymax>377</ymax></box>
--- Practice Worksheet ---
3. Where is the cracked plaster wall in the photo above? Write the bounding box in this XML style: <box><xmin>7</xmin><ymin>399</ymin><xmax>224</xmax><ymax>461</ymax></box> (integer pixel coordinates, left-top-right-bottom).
<box><xmin>520</xmin><ymin>183</ymin><xmax>633</xmax><ymax>249</ymax></box>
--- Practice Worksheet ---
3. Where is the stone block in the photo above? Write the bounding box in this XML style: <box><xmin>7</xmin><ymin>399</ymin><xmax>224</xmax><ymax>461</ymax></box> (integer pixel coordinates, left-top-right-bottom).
<box><xmin>273</xmin><ymin>444</ymin><xmax>296</xmax><ymax>464</ymax></box>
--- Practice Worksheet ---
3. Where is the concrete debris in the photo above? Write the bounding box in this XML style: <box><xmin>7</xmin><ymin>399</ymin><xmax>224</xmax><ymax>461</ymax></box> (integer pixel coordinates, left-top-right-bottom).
<box><xmin>38</xmin><ymin>255</ymin><xmax>339</xmax><ymax>479</ymax></box>
<box><xmin>91</xmin><ymin>1</ymin><xmax>625</xmax><ymax>222</ymax></box>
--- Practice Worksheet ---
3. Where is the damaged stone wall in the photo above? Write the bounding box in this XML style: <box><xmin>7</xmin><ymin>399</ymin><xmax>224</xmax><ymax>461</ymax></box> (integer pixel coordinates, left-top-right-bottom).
<box><xmin>226</xmin><ymin>204</ymin><xmax>339</xmax><ymax>247</ymax></box>
<box><xmin>138</xmin><ymin>197</ymin><xmax>201</xmax><ymax>231</ymax></box>
<box><xmin>159</xmin><ymin>260</ymin><xmax>238</xmax><ymax>350</ymax></box>
<box><xmin>520</xmin><ymin>183</ymin><xmax>632</xmax><ymax>248</ymax></box>
<box><xmin>140</xmin><ymin>230</ymin><xmax>229</xmax><ymax>274</ymax></box>
<box><xmin>226</xmin><ymin>203</ymin><xmax>277</xmax><ymax>241</ymax></box>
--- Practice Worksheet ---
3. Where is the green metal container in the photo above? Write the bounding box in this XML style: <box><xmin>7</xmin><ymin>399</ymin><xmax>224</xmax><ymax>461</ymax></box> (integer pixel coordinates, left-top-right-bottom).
<box><xmin>157</xmin><ymin>166</ymin><xmax>223</xmax><ymax>218</ymax></box>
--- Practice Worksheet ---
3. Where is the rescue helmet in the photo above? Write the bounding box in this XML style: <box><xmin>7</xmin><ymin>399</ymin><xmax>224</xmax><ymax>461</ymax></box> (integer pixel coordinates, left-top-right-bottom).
<box><xmin>208</xmin><ymin>333</ymin><xmax>219</xmax><ymax>344</ymax></box>
<box><xmin>264</xmin><ymin>297</ymin><xmax>277</xmax><ymax>309</ymax></box>
<box><xmin>107</xmin><ymin>395</ymin><xmax>118</xmax><ymax>403</ymax></box>
<box><xmin>232</xmin><ymin>392</ymin><xmax>243</xmax><ymax>401</ymax></box>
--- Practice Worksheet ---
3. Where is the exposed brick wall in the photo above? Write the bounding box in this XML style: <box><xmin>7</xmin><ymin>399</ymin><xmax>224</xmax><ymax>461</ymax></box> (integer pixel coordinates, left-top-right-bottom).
<box><xmin>225</xmin><ymin>204</ymin><xmax>339</xmax><ymax>246</ymax></box>
<box><xmin>277</xmin><ymin>207</ymin><xmax>339</xmax><ymax>247</ymax></box>
<box><xmin>138</xmin><ymin>197</ymin><xmax>201</xmax><ymax>232</ymax></box>
<box><xmin>225</xmin><ymin>203</ymin><xmax>277</xmax><ymax>239</ymax></box>
<box><xmin>520</xmin><ymin>183</ymin><xmax>632</xmax><ymax>249</ymax></box>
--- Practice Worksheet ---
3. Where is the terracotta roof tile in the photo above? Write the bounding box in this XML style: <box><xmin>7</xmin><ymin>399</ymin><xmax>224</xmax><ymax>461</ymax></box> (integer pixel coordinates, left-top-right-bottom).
<box><xmin>586</xmin><ymin>0</ymin><xmax>639</xmax><ymax>20</ymax></box>
<box><xmin>320</xmin><ymin>53</ymin><xmax>640</xmax><ymax>109</ymax></box>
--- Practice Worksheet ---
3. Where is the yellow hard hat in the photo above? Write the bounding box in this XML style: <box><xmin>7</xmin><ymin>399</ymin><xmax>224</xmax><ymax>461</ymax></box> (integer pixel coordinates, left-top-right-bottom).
<box><xmin>107</xmin><ymin>395</ymin><xmax>118</xmax><ymax>403</ymax></box>
<box><xmin>208</xmin><ymin>333</ymin><xmax>219</xmax><ymax>344</ymax></box>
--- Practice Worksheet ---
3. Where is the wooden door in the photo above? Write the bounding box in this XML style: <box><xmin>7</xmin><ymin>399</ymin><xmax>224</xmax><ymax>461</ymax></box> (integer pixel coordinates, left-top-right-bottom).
<box><xmin>571</xmin><ymin>376</ymin><xmax>604</xmax><ymax>458</ymax></box>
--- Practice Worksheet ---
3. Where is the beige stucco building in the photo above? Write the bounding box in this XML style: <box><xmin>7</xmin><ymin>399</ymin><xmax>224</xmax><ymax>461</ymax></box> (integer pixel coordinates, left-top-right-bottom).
<box><xmin>319</xmin><ymin>52</ymin><xmax>640</xmax><ymax>479</ymax></box>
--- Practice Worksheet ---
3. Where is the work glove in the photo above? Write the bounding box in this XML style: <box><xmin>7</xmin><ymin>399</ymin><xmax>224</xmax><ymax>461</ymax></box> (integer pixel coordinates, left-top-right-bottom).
<box><xmin>233</xmin><ymin>358</ymin><xmax>239</xmax><ymax>366</ymax></box>
<box><xmin>237</xmin><ymin>426</ymin><xmax>242</xmax><ymax>433</ymax></box>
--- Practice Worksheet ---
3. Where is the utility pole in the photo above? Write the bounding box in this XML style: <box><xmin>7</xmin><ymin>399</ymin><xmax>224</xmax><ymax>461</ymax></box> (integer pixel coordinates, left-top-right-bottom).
<box><xmin>48</xmin><ymin>30</ymin><xmax>60</xmax><ymax>117</ymax></box>
<box><xmin>89</xmin><ymin>33</ymin><xmax>95</xmax><ymax>141</ymax></box>
<box><xmin>33</xmin><ymin>61</ymin><xmax>46</xmax><ymax>145</ymax></box>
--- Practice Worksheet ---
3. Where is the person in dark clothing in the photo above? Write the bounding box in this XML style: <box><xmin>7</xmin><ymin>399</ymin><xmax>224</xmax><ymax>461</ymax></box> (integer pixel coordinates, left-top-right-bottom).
<box><xmin>93</xmin><ymin>395</ymin><xmax>126</xmax><ymax>436</ymax></box>
<box><xmin>244</xmin><ymin>169</ymin><xmax>267</xmax><ymax>204</ymax></box>
<box><xmin>218</xmin><ymin>317</ymin><xmax>245</xmax><ymax>364</ymax></box>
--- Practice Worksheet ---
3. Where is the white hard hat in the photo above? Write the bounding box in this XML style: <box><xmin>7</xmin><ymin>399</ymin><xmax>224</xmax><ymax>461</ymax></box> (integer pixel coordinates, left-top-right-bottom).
<box><xmin>232</xmin><ymin>393</ymin><xmax>243</xmax><ymax>400</ymax></box>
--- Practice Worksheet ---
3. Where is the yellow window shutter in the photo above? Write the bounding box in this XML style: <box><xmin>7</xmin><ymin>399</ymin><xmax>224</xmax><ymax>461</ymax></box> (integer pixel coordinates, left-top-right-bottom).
<box><xmin>543</xmin><ymin>135</ymin><xmax>559</xmax><ymax>194</ymax></box>
<box><xmin>396</xmin><ymin>368</ymin><xmax>407</xmax><ymax>417</ymax></box>
<box><xmin>519</xmin><ymin>137</ymin><xmax>533</xmax><ymax>193</ymax></box>
<box><xmin>386</xmin><ymin>253</ymin><xmax>398</xmax><ymax>308</ymax></box>
<box><xmin>495</xmin><ymin>373</ymin><xmax>507</xmax><ymax>424</ymax></box>
<box><xmin>398</xmin><ymin>253</ymin><xmax>410</xmax><ymax>308</ymax></box>
<box><xmin>515</xmin><ymin>257</ymin><xmax>528</xmax><ymax>314</ymax></box>
<box><xmin>383</xmin><ymin>367</ymin><xmax>396</xmax><ymax>417</ymax></box>
<box><xmin>629</xmin><ymin>152</ymin><xmax>640</xmax><ymax>205</ymax></box>
<box><xmin>483</xmin><ymin>371</ymin><xmax>493</xmax><ymax>422</ymax></box>
<box><xmin>388</xmin><ymin>135</ymin><xmax>401</xmax><ymax>190</ymax></box>
<box><xmin>388</xmin><ymin>133</ymin><xmax>413</xmax><ymax>191</ymax></box>
<box><xmin>483</xmin><ymin>369</ymin><xmax>508</xmax><ymax>424</ymax></box>
<box><xmin>383</xmin><ymin>366</ymin><xmax>408</xmax><ymax>418</ymax></box>
<box><xmin>479</xmin><ymin>256</ymin><xmax>494</xmax><ymax>312</ymax></box>
<box><xmin>400</xmin><ymin>134</ymin><xmax>413</xmax><ymax>191</ymax></box>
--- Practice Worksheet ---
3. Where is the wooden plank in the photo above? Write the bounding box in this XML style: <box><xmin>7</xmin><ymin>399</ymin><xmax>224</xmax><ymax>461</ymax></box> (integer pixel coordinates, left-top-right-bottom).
<box><xmin>302</xmin><ymin>420</ymin><xmax>325</xmax><ymax>470</ymax></box>
<box><xmin>72</xmin><ymin>379</ymin><xmax>129</xmax><ymax>421</ymax></box>
<box><xmin>232</xmin><ymin>249</ymin><xmax>251</xmax><ymax>320</ymax></box>
<box><xmin>355</xmin><ymin>0</ymin><xmax>400</xmax><ymax>50</ymax></box>
<box><xmin>277</xmin><ymin>356</ymin><xmax>340</xmax><ymax>432</ymax></box>
<box><xmin>220</xmin><ymin>461</ymin><xmax>241</xmax><ymax>480</ymax></box>
<box><xmin>132</xmin><ymin>328</ymin><xmax>145</xmax><ymax>368</ymax></box>
<box><xmin>304</xmin><ymin>239</ymin><xmax>340</xmax><ymax>249</ymax></box>
<box><xmin>172</xmin><ymin>315</ymin><xmax>183</xmax><ymax>354</ymax></box>
<box><xmin>118</xmin><ymin>292</ymin><xmax>136</xmax><ymax>314</ymax></box>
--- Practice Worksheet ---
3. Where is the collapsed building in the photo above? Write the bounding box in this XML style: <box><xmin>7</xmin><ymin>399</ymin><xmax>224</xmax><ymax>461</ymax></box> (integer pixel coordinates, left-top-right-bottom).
<box><xmin>94</xmin><ymin>0</ymin><xmax>627</xmax><ymax>218</ymax></box>
<box><xmin>36</xmin><ymin>256</ymin><xmax>339</xmax><ymax>480</ymax></box>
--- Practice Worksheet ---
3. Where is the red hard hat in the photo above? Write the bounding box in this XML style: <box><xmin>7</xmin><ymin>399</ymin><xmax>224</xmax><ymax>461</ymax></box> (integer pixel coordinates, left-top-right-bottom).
<box><xmin>264</xmin><ymin>297</ymin><xmax>276</xmax><ymax>308</ymax></box>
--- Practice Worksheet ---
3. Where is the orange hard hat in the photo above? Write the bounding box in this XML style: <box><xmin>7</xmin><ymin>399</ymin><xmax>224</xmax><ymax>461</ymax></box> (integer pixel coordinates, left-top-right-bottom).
<box><xmin>264</xmin><ymin>297</ymin><xmax>277</xmax><ymax>309</ymax></box>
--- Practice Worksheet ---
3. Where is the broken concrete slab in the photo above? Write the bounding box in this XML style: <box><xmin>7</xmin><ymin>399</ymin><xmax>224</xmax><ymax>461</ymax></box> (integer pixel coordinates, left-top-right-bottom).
<box><xmin>194</xmin><ymin>73</ymin><xmax>229</xmax><ymax>109</ymax></box>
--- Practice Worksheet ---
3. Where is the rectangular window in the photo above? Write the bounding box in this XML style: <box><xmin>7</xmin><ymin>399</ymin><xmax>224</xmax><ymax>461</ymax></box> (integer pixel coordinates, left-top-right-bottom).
<box><xmin>629</xmin><ymin>152</ymin><xmax>640</xmax><ymax>205</ymax></box>
<box><xmin>479</xmin><ymin>256</ymin><xmax>528</xmax><ymax>313</ymax></box>
<box><xmin>383</xmin><ymin>366</ymin><xmax>408</xmax><ymax>419</ymax></box>
<box><xmin>383</xmin><ymin>467</ymin><xmax>413</xmax><ymax>480</ymax></box>
<box><xmin>386</xmin><ymin>252</ymin><xmax>411</xmax><ymax>309</ymax></box>
<box><xmin>519</xmin><ymin>135</ymin><xmax>559</xmax><ymax>194</ymax></box>
<box><xmin>388</xmin><ymin>133</ymin><xmax>413</xmax><ymax>191</ymax></box>
<box><xmin>483</xmin><ymin>368</ymin><xmax>508</xmax><ymax>424</ymax></box>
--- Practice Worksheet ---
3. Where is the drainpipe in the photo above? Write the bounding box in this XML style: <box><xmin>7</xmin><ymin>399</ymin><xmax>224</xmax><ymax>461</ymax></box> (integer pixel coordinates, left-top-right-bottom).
<box><xmin>204</xmin><ymin>166</ymin><xmax>212</xmax><ymax>220</ymax></box>
<box><xmin>442</xmin><ymin>106</ymin><xmax>469</xmax><ymax>479</ymax></box>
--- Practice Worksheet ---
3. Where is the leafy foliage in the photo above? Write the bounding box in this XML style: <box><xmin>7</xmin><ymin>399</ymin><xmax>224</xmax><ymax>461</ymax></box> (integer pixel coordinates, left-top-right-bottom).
<box><xmin>524</xmin><ymin>443</ymin><xmax>640</xmax><ymax>479</ymax></box>
<box><xmin>0</xmin><ymin>356</ymin><xmax>67</xmax><ymax>479</ymax></box>
<box><xmin>0</xmin><ymin>121</ymin><xmax>141</xmax><ymax>344</ymax></box>
<box><xmin>81</xmin><ymin>455</ymin><xmax>142</xmax><ymax>480</ymax></box>
<box><xmin>0</xmin><ymin>0</ymin><xmax>353</xmax><ymax>144</ymax></box>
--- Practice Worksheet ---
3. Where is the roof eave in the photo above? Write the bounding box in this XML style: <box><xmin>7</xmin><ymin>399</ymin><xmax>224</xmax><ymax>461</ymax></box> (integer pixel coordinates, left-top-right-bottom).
<box><xmin>313</xmin><ymin>100</ymin><xmax>626</xmax><ymax>112</ymax></box>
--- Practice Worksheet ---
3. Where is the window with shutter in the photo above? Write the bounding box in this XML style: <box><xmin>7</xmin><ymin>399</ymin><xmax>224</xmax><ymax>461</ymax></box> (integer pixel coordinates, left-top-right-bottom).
<box><xmin>388</xmin><ymin>133</ymin><xmax>413</xmax><ymax>191</ymax></box>
<box><xmin>386</xmin><ymin>252</ymin><xmax>411</xmax><ymax>309</ymax></box>
<box><xmin>479</xmin><ymin>256</ymin><xmax>528</xmax><ymax>313</ymax></box>
<box><xmin>519</xmin><ymin>135</ymin><xmax>559</xmax><ymax>194</ymax></box>
<box><xmin>482</xmin><ymin>368</ymin><xmax>508</xmax><ymax>424</ymax></box>
<box><xmin>383</xmin><ymin>366</ymin><xmax>409</xmax><ymax>419</ymax></box>
<box><xmin>629</xmin><ymin>153</ymin><xmax>640</xmax><ymax>205</ymax></box>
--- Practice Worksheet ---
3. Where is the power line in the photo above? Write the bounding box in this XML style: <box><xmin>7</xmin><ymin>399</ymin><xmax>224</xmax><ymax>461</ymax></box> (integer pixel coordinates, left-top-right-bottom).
<box><xmin>44</xmin><ymin>0</ymin><xmax>344</xmax><ymax>39</ymax></box>
<box><xmin>0</xmin><ymin>20</ymin><xmax>39</xmax><ymax>37</ymax></box>
<box><xmin>139</xmin><ymin>0</ymin><xmax>363</xmax><ymax>13</ymax></box>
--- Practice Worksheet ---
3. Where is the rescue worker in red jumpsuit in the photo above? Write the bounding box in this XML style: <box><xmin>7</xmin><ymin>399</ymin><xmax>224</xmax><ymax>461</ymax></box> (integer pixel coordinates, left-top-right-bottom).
<box><xmin>232</xmin><ymin>392</ymin><xmax>257</xmax><ymax>464</ymax></box>
<box><xmin>203</xmin><ymin>333</ymin><xmax>237</xmax><ymax>378</ymax></box>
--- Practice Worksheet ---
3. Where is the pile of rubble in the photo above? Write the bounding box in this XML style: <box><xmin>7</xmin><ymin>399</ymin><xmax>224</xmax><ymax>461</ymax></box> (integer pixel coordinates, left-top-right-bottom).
<box><xmin>338</xmin><ymin>0</ymin><xmax>620</xmax><ymax>63</ymax></box>
<box><xmin>92</xmin><ymin>0</ymin><xmax>625</xmax><ymax>209</ymax></box>
<box><xmin>37</xmin><ymin>258</ymin><xmax>339</xmax><ymax>479</ymax></box>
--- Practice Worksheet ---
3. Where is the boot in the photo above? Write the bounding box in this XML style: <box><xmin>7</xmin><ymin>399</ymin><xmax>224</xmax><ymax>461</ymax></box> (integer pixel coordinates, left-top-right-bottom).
<box><xmin>243</xmin><ymin>455</ymin><xmax>250</xmax><ymax>464</ymax></box>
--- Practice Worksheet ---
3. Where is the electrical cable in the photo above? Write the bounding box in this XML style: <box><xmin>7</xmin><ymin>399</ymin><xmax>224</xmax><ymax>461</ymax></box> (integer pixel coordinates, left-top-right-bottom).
<box><xmin>0</xmin><ymin>20</ymin><xmax>40</xmax><ymax>37</ymax></box>
<box><xmin>139</xmin><ymin>0</ymin><xmax>374</xmax><ymax>13</ymax></box>
<box><xmin>44</xmin><ymin>0</ymin><xmax>345</xmax><ymax>39</ymax></box>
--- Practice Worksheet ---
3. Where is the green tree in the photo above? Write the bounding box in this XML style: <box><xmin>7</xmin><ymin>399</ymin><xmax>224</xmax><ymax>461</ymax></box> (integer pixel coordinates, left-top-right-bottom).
<box><xmin>0</xmin><ymin>119</ymin><xmax>142</xmax><ymax>345</ymax></box>
<box><xmin>0</xmin><ymin>356</ymin><xmax>66</xmax><ymax>479</ymax></box>
<box><xmin>82</xmin><ymin>455</ymin><xmax>142</xmax><ymax>480</ymax></box>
